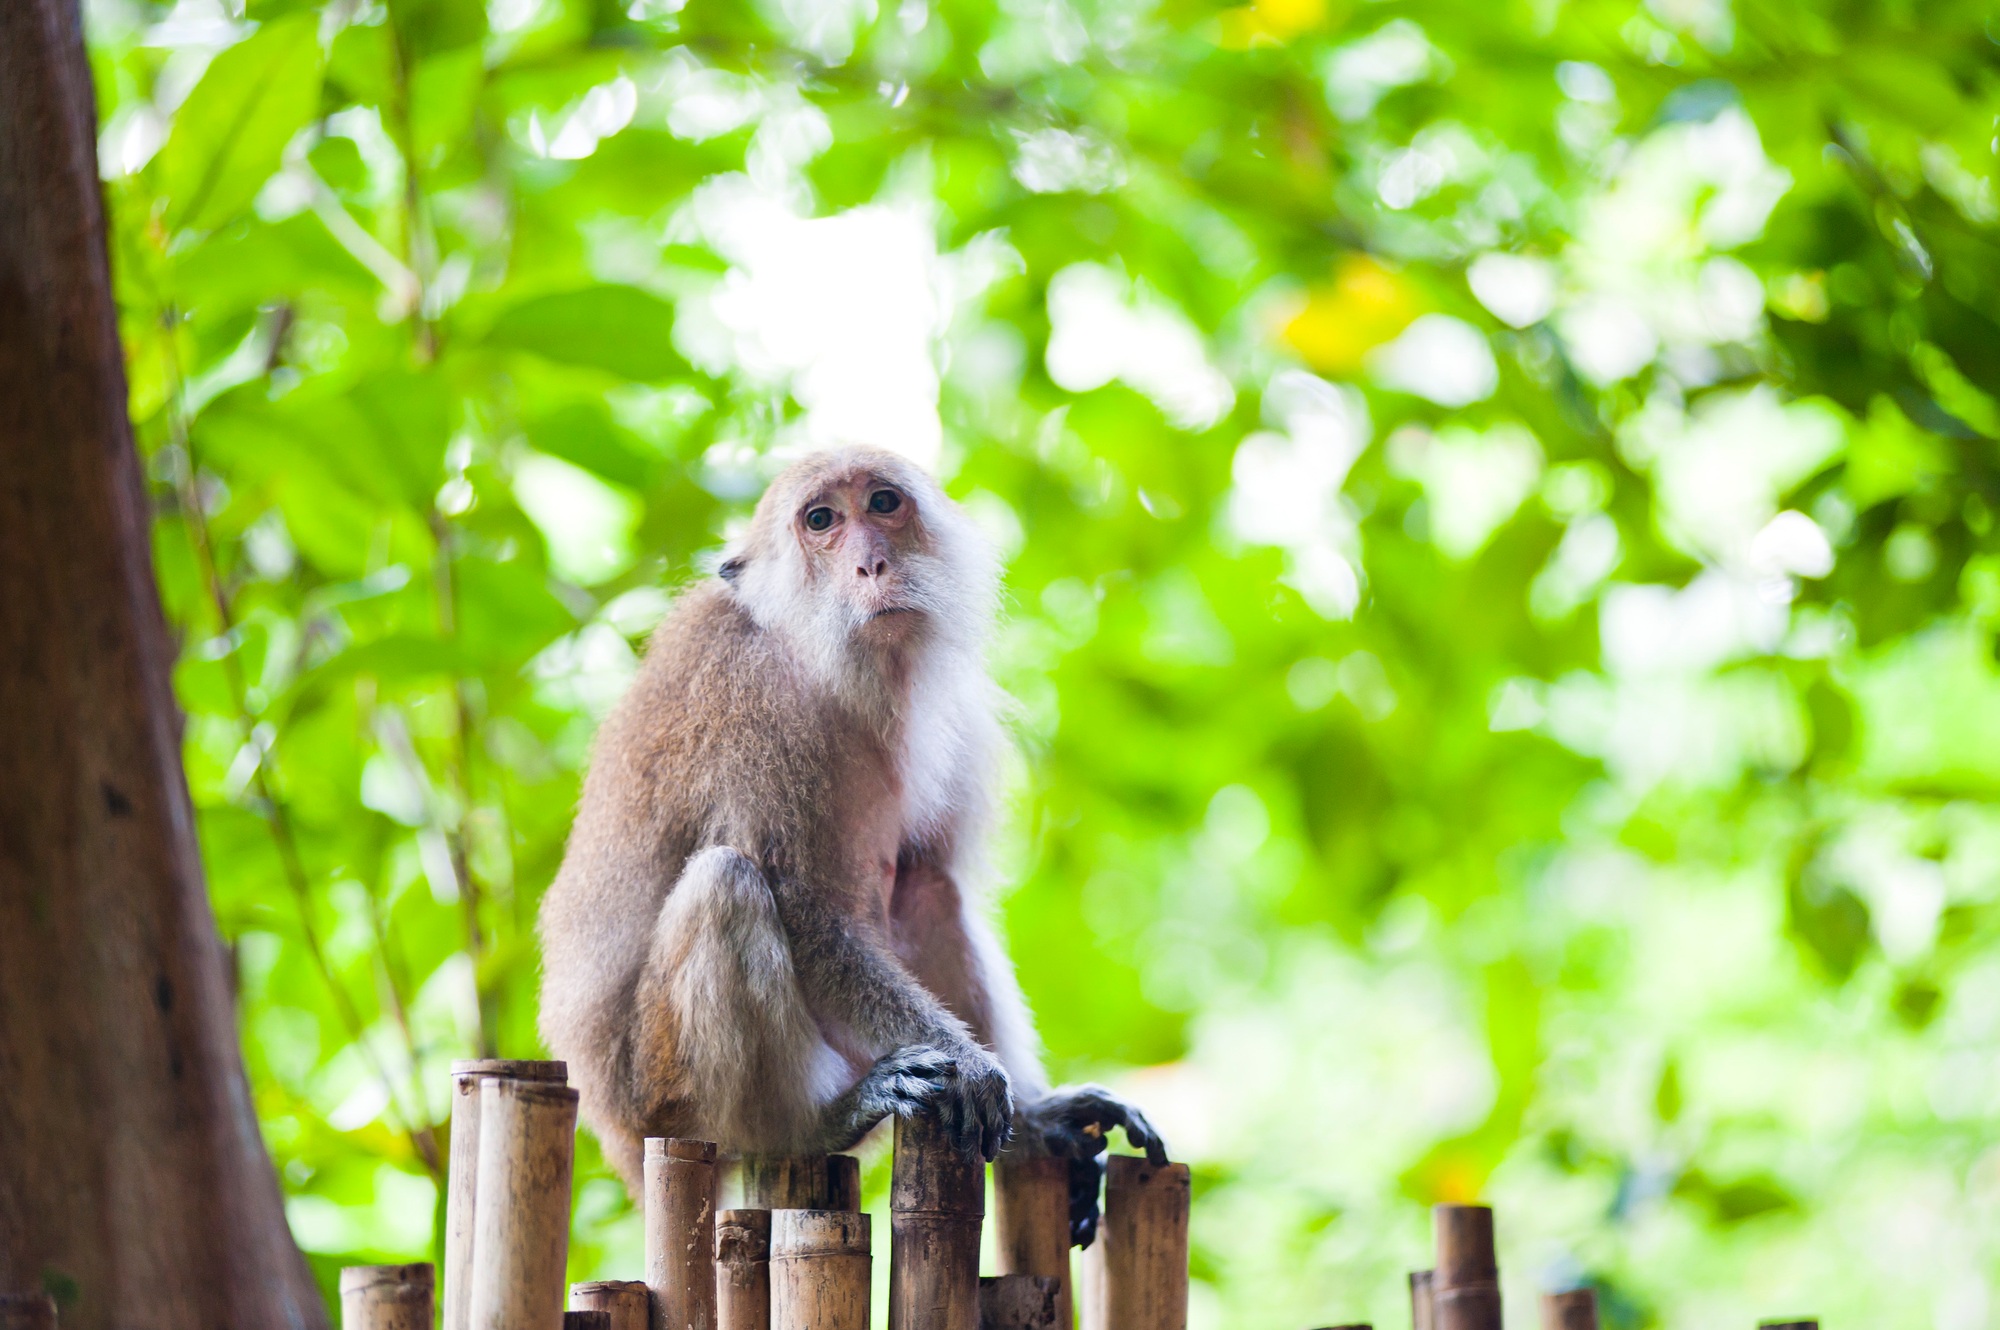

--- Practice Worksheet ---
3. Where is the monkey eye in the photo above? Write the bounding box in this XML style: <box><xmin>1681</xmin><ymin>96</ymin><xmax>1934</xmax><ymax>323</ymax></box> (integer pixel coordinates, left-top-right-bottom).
<box><xmin>868</xmin><ymin>489</ymin><xmax>903</xmax><ymax>514</ymax></box>
<box><xmin>804</xmin><ymin>506</ymin><xmax>836</xmax><ymax>532</ymax></box>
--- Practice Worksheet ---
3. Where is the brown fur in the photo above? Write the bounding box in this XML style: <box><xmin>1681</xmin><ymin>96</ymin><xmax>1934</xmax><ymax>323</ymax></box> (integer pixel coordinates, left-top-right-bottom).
<box><xmin>537</xmin><ymin>448</ymin><xmax>1162</xmax><ymax>1199</ymax></box>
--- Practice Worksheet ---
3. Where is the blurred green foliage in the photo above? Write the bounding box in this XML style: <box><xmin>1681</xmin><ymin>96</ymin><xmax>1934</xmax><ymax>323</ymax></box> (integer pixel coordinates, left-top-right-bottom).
<box><xmin>82</xmin><ymin>0</ymin><xmax>2000</xmax><ymax>1323</ymax></box>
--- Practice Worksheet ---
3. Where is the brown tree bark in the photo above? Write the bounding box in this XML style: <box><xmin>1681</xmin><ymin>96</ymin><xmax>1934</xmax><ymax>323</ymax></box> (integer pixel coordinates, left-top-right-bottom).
<box><xmin>0</xmin><ymin>2</ymin><xmax>328</xmax><ymax>1327</ymax></box>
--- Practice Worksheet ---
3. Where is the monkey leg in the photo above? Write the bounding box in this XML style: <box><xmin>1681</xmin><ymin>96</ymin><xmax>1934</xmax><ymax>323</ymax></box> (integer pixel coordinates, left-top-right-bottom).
<box><xmin>621</xmin><ymin>846</ymin><xmax>833</xmax><ymax>1173</ymax></box>
<box><xmin>616</xmin><ymin>845</ymin><xmax>995</xmax><ymax>1178</ymax></box>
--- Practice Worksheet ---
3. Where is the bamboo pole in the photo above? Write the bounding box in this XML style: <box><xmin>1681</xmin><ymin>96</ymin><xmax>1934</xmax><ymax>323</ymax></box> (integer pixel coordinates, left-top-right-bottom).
<box><xmin>1312</xmin><ymin>1324</ymin><xmax>1373</xmax><ymax>1329</ymax></box>
<box><xmin>770</xmin><ymin>1211</ymin><xmax>871</xmax><ymax>1330</ymax></box>
<box><xmin>1078</xmin><ymin>1156</ymin><xmax>1189</xmax><ymax>1330</ymax></box>
<box><xmin>716</xmin><ymin>1210</ymin><xmax>772</xmax><ymax>1330</ymax></box>
<box><xmin>468</xmin><ymin>1076</ymin><xmax>579</xmax><ymax>1330</ymax></box>
<box><xmin>980</xmin><ymin>1275</ymin><xmax>1063</xmax><ymax>1330</ymax></box>
<box><xmin>994</xmin><ymin>1157</ymin><xmax>1072</xmax><ymax>1328</ymax></box>
<box><xmin>571</xmin><ymin>1282</ymin><xmax>650</xmax><ymax>1330</ymax></box>
<box><xmin>733</xmin><ymin>1155</ymin><xmax>861</xmax><ymax>1211</ymax></box>
<box><xmin>0</xmin><ymin>1294</ymin><xmax>56</xmax><ymax>1330</ymax></box>
<box><xmin>565</xmin><ymin>1314</ymin><xmax>611</xmax><ymax>1330</ymax></box>
<box><xmin>646</xmin><ymin>1139</ymin><xmax>718</xmax><ymax>1330</ymax></box>
<box><xmin>1409</xmin><ymin>1272</ymin><xmax>1435</xmax><ymax>1330</ymax></box>
<box><xmin>1539</xmin><ymin>1290</ymin><xmax>1597</xmax><ymax>1330</ymax></box>
<box><xmin>1432</xmin><ymin>1207</ymin><xmax>1500</xmax><ymax>1330</ymax></box>
<box><xmin>446</xmin><ymin>1060</ymin><xmax>568</xmax><ymax>1330</ymax></box>
<box><xmin>890</xmin><ymin>1112</ymin><xmax>985</xmax><ymax>1330</ymax></box>
<box><xmin>341</xmin><ymin>1264</ymin><xmax>434</xmax><ymax>1330</ymax></box>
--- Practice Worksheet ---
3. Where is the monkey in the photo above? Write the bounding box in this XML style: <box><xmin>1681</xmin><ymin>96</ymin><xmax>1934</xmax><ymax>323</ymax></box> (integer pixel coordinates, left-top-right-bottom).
<box><xmin>536</xmin><ymin>444</ymin><xmax>1164</xmax><ymax>1243</ymax></box>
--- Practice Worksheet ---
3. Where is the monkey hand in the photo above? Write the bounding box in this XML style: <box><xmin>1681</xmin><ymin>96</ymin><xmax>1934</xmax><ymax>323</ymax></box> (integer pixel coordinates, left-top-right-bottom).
<box><xmin>930</xmin><ymin>1039</ymin><xmax>1014</xmax><ymax>1163</ymax></box>
<box><xmin>1013</xmin><ymin>1085</ymin><xmax>1168</xmax><ymax>1248</ymax></box>
<box><xmin>833</xmin><ymin>1042</ymin><xmax>1013</xmax><ymax>1162</ymax></box>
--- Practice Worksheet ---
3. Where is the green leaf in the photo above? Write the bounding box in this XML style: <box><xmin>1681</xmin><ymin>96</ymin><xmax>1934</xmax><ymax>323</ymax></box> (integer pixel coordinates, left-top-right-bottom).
<box><xmin>480</xmin><ymin>286</ymin><xmax>692</xmax><ymax>382</ymax></box>
<box><xmin>156</xmin><ymin>15</ymin><xmax>325</xmax><ymax>233</ymax></box>
<box><xmin>387</xmin><ymin>0</ymin><xmax>488</xmax><ymax>57</ymax></box>
<box><xmin>325</xmin><ymin>19</ymin><xmax>395</xmax><ymax>106</ymax></box>
<box><xmin>345</xmin><ymin>371</ymin><xmax>454</xmax><ymax>507</ymax></box>
<box><xmin>1845</xmin><ymin>395</ymin><xmax>1953</xmax><ymax>509</ymax></box>
<box><xmin>409</xmin><ymin>48</ymin><xmax>486</xmax><ymax>171</ymax></box>
<box><xmin>525</xmin><ymin>403</ymin><xmax>658</xmax><ymax>491</ymax></box>
<box><xmin>454</xmin><ymin>557</ymin><xmax>579</xmax><ymax>667</ymax></box>
<box><xmin>308</xmin><ymin>136</ymin><xmax>368</xmax><ymax>194</ymax></box>
<box><xmin>288</xmin><ymin>635</ymin><xmax>475</xmax><ymax>708</ymax></box>
<box><xmin>172</xmin><ymin>213</ymin><xmax>380</xmax><ymax>313</ymax></box>
<box><xmin>273</xmin><ymin>472</ymin><xmax>391</xmax><ymax>578</ymax></box>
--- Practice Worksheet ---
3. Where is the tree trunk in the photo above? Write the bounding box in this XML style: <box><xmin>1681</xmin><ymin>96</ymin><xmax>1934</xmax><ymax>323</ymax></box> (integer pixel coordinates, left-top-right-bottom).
<box><xmin>0</xmin><ymin>3</ymin><xmax>328</xmax><ymax>1328</ymax></box>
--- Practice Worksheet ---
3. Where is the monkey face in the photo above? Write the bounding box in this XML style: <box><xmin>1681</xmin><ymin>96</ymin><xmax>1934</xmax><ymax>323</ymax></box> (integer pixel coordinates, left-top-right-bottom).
<box><xmin>725</xmin><ymin>446</ymin><xmax>998</xmax><ymax>674</ymax></box>
<box><xmin>791</xmin><ymin>471</ymin><xmax>929</xmax><ymax>627</ymax></box>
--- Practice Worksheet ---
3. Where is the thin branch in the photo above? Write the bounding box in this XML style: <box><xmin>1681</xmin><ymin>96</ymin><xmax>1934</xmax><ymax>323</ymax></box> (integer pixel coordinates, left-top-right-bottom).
<box><xmin>158</xmin><ymin>308</ymin><xmax>443</xmax><ymax>1179</ymax></box>
<box><xmin>359</xmin><ymin>818</ymin><xmax>437</xmax><ymax>1170</ymax></box>
<box><xmin>385</xmin><ymin>17</ymin><xmax>501</xmax><ymax>1058</ymax></box>
<box><xmin>425</xmin><ymin>514</ymin><xmax>499</xmax><ymax>1058</ymax></box>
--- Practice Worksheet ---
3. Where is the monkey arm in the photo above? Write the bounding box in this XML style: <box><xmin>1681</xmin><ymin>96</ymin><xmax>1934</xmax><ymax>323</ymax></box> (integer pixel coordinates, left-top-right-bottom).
<box><xmin>881</xmin><ymin>860</ymin><xmax>1166</xmax><ymax>1242</ymax></box>
<box><xmin>889</xmin><ymin>854</ymin><xmax>1051</xmax><ymax>1097</ymax></box>
<box><xmin>777</xmin><ymin>883</ymin><xmax>978</xmax><ymax>1055</ymax></box>
<box><xmin>775</xmin><ymin>881</ymin><xmax>1014</xmax><ymax>1159</ymax></box>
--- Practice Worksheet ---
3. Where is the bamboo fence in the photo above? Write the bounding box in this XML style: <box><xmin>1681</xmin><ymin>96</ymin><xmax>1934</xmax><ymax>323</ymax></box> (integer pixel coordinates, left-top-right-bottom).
<box><xmin>0</xmin><ymin>1062</ymin><xmax>1826</xmax><ymax>1330</ymax></box>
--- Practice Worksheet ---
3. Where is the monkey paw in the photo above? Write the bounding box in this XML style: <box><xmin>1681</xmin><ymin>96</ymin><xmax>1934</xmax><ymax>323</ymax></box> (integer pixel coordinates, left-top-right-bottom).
<box><xmin>932</xmin><ymin>1043</ymin><xmax>1013</xmax><ymax>1163</ymax></box>
<box><xmin>852</xmin><ymin>1044</ymin><xmax>961</xmax><ymax>1122</ymax></box>
<box><xmin>831</xmin><ymin>1043</ymin><xmax>1013</xmax><ymax>1162</ymax></box>
<box><xmin>1014</xmin><ymin>1085</ymin><xmax>1168</xmax><ymax>1247</ymax></box>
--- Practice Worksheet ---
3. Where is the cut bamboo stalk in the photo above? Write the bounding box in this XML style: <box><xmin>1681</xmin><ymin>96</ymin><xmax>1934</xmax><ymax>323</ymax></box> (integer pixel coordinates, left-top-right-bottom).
<box><xmin>1410</xmin><ymin>1272</ymin><xmax>1435</xmax><ymax>1330</ymax></box>
<box><xmin>571</xmin><ymin>1282</ymin><xmax>650</xmax><ymax>1330</ymax></box>
<box><xmin>890</xmin><ymin>1112</ymin><xmax>985</xmax><ymax>1330</ymax></box>
<box><xmin>565</xmin><ymin>1315</ymin><xmax>612</xmax><ymax>1330</ymax></box>
<box><xmin>341</xmin><ymin>1264</ymin><xmax>434</xmax><ymax>1330</ymax></box>
<box><xmin>0</xmin><ymin>1294</ymin><xmax>56</xmax><ymax>1330</ymax></box>
<box><xmin>770</xmin><ymin>1210</ymin><xmax>871</xmax><ymax>1330</ymax></box>
<box><xmin>716</xmin><ymin>1210</ymin><xmax>773</xmax><ymax>1330</ymax></box>
<box><xmin>1078</xmin><ymin>1156</ymin><xmax>1189</xmax><ymax>1330</ymax></box>
<box><xmin>980</xmin><ymin>1275</ymin><xmax>1063</xmax><ymax>1330</ymax></box>
<box><xmin>446</xmin><ymin>1060</ymin><xmax>569</xmax><ymax>1330</ymax></box>
<box><xmin>468</xmin><ymin>1076</ymin><xmax>579</xmax><ymax>1330</ymax></box>
<box><xmin>1539</xmin><ymin>1290</ymin><xmax>1597</xmax><ymax>1330</ymax></box>
<box><xmin>646</xmin><ymin>1138</ymin><xmax>718</xmax><ymax>1330</ymax></box>
<box><xmin>734</xmin><ymin>1155</ymin><xmax>861</xmax><ymax>1211</ymax></box>
<box><xmin>1432</xmin><ymin>1206</ymin><xmax>1500</xmax><ymax>1330</ymax></box>
<box><xmin>995</xmin><ymin>1156</ymin><xmax>1072</xmax><ymax>1328</ymax></box>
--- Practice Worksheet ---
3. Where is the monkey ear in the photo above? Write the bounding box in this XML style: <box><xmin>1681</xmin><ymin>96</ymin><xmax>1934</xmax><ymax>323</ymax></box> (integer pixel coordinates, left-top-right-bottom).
<box><xmin>718</xmin><ymin>555</ymin><xmax>745</xmax><ymax>583</ymax></box>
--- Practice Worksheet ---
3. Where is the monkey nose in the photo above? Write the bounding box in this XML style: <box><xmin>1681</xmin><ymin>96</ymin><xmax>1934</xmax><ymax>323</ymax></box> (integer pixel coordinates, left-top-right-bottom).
<box><xmin>857</xmin><ymin>558</ymin><xmax>888</xmax><ymax>579</ymax></box>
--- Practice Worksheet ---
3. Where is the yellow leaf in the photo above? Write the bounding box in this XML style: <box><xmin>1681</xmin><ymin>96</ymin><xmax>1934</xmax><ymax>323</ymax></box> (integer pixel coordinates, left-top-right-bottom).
<box><xmin>1217</xmin><ymin>0</ymin><xmax>1328</xmax><ymax>47</ymax></box>
<box><xmin>1401</xmin><ymin>1146</ymin><xmax>1489</xmax><ymax>1204</ymax></box>
<box><xmin>1280</xmin><ymin>254</ymin><xmax>1422</xmax><ymax>374</ymax></box>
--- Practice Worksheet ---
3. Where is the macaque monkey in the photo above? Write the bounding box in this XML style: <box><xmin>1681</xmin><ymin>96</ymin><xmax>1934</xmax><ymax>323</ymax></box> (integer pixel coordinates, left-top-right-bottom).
<box><xmin>538</xmin><ymin>446</ymin><xmax>1163</xmax><ymax>1241</ymax></box>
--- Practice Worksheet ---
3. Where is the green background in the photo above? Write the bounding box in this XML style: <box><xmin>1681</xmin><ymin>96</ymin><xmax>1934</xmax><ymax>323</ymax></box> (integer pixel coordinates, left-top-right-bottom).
<box><xmin>82</xmin><ymin>0</ymin><xmax>2000</xmax><ymax>1323</ymax></box>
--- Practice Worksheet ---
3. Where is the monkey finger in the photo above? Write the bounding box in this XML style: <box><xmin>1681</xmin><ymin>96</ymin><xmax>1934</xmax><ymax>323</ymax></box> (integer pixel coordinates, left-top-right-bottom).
<box><xmin>885</xmin><ymin>1044</ymin><xmax>956</xmax><ymax>1080</ymax></box>
<box><xmin>1050</xmin><ymin>1119</ymin><xmax>1107</xmax><ymax>1160</ymax></box>
<box><xmin>968</xmin><ymin>1084</ymin><xmax>1001</xmax><ymax>1159</ymax></box>
<box><xmin>891</xmin><ymin>1076</ymin><xmax>939</xmax><ymax>1115</ymax></box>
<box><xmin>986</xmin><ymin>1091</ymin><xmax>1015</xmax><ymax>1160</ymax></box>
<box><xmin>981</xmin><ymin>1103</ymin><xmax>1011</xmax><ymax>1162</ymax></box>
<box><xmin>1114</xmin><ymin>1105</ymin><xmax>1169</xmax><ymax>1165</ymax></box>
<box><xmin>1067</xmin><ymin>1154</ymin><xmax>1104</xmax><ymax>1249</ymax></box>
<box><xmin>936</xmin><ymin>1093</ymin><xmax>974</xmax><ymax>1157</ymax></box>
<box><xmin>965</xmin><ymin>1101</ymin><xmax>995</xmax><ymax>1159</ymax></box>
